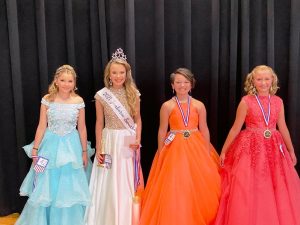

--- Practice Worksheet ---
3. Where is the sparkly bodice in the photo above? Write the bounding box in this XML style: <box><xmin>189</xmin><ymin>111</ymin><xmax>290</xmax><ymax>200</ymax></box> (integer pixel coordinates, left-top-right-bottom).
<box><xmin>41</xmin><ymin>98</ymin><xmax>84</xmax><ymax>136</ymax></box>
<box><xmin>169</xmin><ymin>102</ymin><xmax>199</xmax><ymax>130</ymax></box>
<box><xmin>95</xmin><ymin>87</ymin><xmax>132</xmax><ymax>129</ymax></box>
<box><xmin>243</xmin><ymin>95</ymin><xmax>282</xmax><ymax>129</ymax></box>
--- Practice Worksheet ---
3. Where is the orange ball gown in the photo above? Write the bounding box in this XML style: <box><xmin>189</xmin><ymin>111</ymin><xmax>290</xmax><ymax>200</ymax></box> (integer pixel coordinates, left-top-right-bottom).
<box><xmin>140</xmin><ymin>101</ymin><xmax>221</xmax><ymax>225</ymax></box>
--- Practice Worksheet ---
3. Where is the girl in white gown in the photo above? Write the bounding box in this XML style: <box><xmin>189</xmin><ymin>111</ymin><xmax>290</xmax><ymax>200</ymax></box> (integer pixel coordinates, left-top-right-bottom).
<box><xmin>85</xmin><ymin>48</ymin><xmax>142</xmax><ymax>225</ymax></box>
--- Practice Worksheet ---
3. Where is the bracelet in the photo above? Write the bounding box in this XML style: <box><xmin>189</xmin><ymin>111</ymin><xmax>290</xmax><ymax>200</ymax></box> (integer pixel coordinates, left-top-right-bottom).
<box><xmin>32</xmin><ymin>147</ymin><xmax>38</xmax><ymax>150</ymax></box>
<box><xmin>82</xmin><ymin>150</ymin><xmax>87</xmax><ymax>152</ymax></box>
<box><xmin>32</xmin><ymin>155</ymin><xmax>38</xmax><ymax>158</ymax></box>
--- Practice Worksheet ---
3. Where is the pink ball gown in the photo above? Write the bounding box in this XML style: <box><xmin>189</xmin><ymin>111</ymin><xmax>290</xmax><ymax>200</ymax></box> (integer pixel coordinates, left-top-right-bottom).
<box><xmin>215</xmin><ymin>95</ymin><xmax>300</xmax><ymax>225</ymax></box>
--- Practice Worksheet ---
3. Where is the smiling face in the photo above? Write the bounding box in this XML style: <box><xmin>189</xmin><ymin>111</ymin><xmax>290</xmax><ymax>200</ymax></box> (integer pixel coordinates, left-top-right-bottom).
<box><xmin>109</xmin><ymin>62</ymin><xmax>127</xmax><ymax>88</ymax></box>
<box><xmin>253</xmin><ymin>69</ymin><xmax>273</xmax><ymax>96</ymax></box>
<box><xmin>171</xmin><ymin>73</ymin><xmax>192</xmax><ymax>96</ymax></box>
<box><xmin>55</xmin><ymin>72</ymin><xmax>75</xmax><ymax>94</ymax></box>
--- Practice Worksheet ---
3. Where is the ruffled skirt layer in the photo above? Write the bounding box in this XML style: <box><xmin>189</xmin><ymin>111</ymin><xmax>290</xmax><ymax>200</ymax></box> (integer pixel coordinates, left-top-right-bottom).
<box><xmin>16</xmin><ymin>129</ymin><xmax>94</xmax><ymax>225</ymax></box>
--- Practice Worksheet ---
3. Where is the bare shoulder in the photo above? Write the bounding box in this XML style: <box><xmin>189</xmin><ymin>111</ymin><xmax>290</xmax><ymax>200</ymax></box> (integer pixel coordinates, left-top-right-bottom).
<box><xmin>191</xmin><ymin>98</ymin><xmax>205</xmax><ymax>111</ymax></box>
<box><xmin>72</xmin><ymin>94</ymin><xmax>84</xmax><ymax>104</ymax></box>
<box><xmin>161</xmin><ymin>99</ymin><xmax>176</xmax><ymax>113</ymax></box>
<box><xmin>43</xmin><ymin>94</ymin><xmax>50</xmax><ymax>101</ymax></box>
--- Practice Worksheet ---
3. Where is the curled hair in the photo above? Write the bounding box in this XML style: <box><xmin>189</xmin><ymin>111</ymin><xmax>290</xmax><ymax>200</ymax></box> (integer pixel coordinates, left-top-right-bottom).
<box><xmin>170</xmin><ymin>68</ymin><xmax>196</xmax><ymax>88</ymax></box>
<box><xmin>47</xmin><ymin>65</ymin><xmax>77</xmax><ymax>101</ymax></box>
<box><xmin>104</xmin><ymin>59</ymin><xmax>139</xmax><ymax>116</ymax></box>
<box><xmin>244</xmin><ymin>65</ymin><xmax>279</xmax><ymax>95</ymax></box>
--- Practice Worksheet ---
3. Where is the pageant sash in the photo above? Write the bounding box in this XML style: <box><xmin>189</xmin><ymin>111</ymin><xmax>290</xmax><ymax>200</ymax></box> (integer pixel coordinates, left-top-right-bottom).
<box><xmin>98</xmin><ymin>88</ymin><xmax>143</xmax><ymax>225</ymax></box>
<box><xmin>97</xmin><ymin>88</ymin><xmax>141</xmax><ymax>188</ymax></box>
<box><xmin>97</xmin><ymin>87</ymin><xmax>136</xmax><ymax>135</ymax></box>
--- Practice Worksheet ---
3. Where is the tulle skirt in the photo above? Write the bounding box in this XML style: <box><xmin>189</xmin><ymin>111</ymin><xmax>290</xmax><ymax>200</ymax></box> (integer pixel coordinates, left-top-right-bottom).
<box><xmin>215</xmin><ymin>129</ymin><xmax>300</xmax><ymax>225</ymax></box>
<box><xmin>15</xmin><ymin>129</ymin><xmax>94</xmax><ymax>225</ymax></box>
<box><xmin>140</xmin><ymin>131</ymin><xmax>221</xmax><ymax>225</ymax></box>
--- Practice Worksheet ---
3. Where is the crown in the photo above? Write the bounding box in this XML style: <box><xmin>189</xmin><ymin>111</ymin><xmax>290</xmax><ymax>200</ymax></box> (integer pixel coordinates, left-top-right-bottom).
<box><xmin>111</xmin><ymin>48</ymin><xmax>127</xmax><ymax>61</ymax></box>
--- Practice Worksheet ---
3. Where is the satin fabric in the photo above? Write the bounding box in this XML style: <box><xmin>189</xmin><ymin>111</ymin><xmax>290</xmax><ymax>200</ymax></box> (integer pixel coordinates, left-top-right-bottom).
<box><xmin>140</xmin><ymin>102</ymin><xmax>221</xmax><ymax>225</ymax></box>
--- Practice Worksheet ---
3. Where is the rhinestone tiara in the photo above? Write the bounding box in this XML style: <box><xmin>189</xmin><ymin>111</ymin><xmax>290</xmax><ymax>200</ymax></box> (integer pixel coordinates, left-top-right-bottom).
<box><xmin>111</xmin><ymin>48</ymin><xmax>127</xmax><ymax>61</ymax></box>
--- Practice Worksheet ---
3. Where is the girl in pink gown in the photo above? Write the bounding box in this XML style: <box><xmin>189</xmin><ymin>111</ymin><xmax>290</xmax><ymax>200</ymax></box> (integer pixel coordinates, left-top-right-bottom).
<box><xmin>215</xmin><ymin>65</ymin><xmax>300</xmax><ymax>225</ymax></box>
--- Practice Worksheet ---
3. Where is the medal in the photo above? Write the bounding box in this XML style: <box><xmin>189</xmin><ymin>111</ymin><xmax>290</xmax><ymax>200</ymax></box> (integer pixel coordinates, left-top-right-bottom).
<box><xmin>263</xmin><ymin>129</ymin><xmax>272</xmax><ymax>138</ymax></box>
<box><xmin>255</xmin><ymin>94</ymin><xmax>272</xmax><ymax>138</ymax></box>
<box><xmin>183</xmin><ymin>130</ymin><xmax>190</xmax><ymax>138</ymax></box>
<box><xmin>175</xmin><ymin>96</ymin><xmax>191</xmax><ymax>138</ymax></box>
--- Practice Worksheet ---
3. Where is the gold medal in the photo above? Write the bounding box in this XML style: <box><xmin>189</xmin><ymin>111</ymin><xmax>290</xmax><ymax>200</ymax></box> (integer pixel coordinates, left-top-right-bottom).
<box><xmin>183</xmin><ymin>130</ymin><xmax>190</xmax><ymax>138</ymax></box>
<box><xmin>263</xmin><ymin>129</ymin><xmax>272</xmax><ymax>138</ymax></box>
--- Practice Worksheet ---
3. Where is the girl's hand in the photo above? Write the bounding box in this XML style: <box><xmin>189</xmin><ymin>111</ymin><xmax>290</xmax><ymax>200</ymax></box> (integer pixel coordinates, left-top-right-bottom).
<box><xmin>129</xmin><ymin>143</ymin><xmax>140</xmax><ymax>151</ymax></box>
<box><xmin>289</xmin><ymin>151</ymin><xmax>297</xmax><ymax>166</ymax></box>
<box><xmin>220</xmin><ymin>152</ymin><xmax>226</xmax><ymax>167</ymax></box>
<box><xmin>82</xmin><ymin>151</ymin><xmax>88</xmax><ymax>167</ymax></box>
<box><xmin>32</xmin><ymin>155</ymin><xmax>38</xmax><ymax>165</ymax></box>
<box><xmin>96</xmin><ymin>150</ymin><xmax>104</xmax><ymax>164</ymax></box>
<box><xmin>129</xmin><ymin>140</ymin><xmax>141</xmax><ymax>151</ymax></box>
<box><xmin>32</xmin><ymin>148</ymin><xmax>38</xmax><ymax>165</ymax></box>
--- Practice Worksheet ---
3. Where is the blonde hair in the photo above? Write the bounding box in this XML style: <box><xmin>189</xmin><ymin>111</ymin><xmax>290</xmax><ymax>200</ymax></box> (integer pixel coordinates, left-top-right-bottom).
<box><xmin>170</xmin><ymin>68</ymin><xmax>196</xmax><ymax>88</ymax></box>
<box><xmin>104</xmin><ymin>59</ymin><xmax>139</xmax><ymax>116</ymax></box>
<box><xmin>47</xmin><ymin>65</ymin><xmax>77</xmax><ymax>101</ymax></box>
<box><xmin>244</xmin><ymin>65</ymin><xmax>279</xmax><ymax>95</ymax></box>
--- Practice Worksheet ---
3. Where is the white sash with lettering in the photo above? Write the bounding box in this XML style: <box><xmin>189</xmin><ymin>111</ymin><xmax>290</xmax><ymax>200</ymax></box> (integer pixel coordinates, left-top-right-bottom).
<box><xmin>97</xmin><ymin>87</ymin><xmax>136</xmax><ymax>135</ymax></box>
<box><xmin>98</xmin><ymin>88</ymin><xmax>143</xmax><ymax>224</ymax></box>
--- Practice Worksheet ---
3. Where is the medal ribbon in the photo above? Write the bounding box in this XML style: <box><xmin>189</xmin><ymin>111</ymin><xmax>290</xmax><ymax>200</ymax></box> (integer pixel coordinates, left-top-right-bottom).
<box><xmin>175</xmin><ymin>96</ymin><xmax>191</xmax><ymax>127</ymax></box>
<box><xmin>255</xmin><ymin>94</ymin><xmax>271</xmax><ymax>127</ymax></box>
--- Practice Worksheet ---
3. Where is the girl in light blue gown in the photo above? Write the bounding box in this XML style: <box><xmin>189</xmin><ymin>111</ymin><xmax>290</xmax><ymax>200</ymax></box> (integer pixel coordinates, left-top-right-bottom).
<box><xmin>15</xmin><ymin>65</ymin><xmax>94</xmax><ymax>225</ymax></box>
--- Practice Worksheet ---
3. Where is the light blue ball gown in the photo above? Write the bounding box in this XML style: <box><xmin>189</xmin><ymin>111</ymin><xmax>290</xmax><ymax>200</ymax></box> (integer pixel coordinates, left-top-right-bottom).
<box><xmin>15</xmin><ymin>98</ymin><xmax>94</xmax><ymax>225</ymax></box>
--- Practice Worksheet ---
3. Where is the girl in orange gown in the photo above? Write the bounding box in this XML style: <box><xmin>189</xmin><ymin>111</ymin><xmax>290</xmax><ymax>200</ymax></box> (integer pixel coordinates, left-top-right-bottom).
<box><xmin>139</xmin><ymin>68</ymin><xmax>220</xmax><ymax>225</ymax></box>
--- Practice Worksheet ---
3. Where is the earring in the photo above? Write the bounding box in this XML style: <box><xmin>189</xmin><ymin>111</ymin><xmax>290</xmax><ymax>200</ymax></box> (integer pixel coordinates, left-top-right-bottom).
<box><xmin>74</xmin><ymin>87</ymin><xmax>78</xmax><ymax>91</ymax></box>
<box><xmin>109</xmin><ymin>79</ymin><xmax>112</xmax><ymax>86</ymax></box>
<box><xmin>189</xmin><ymin>90</ymin><xmax>192</xmax><ymax>95</ymax></box>
<box><xmin>172</xmin><ymin>89</ymin><xmax>175</xmax><ymax>94</ymax></box>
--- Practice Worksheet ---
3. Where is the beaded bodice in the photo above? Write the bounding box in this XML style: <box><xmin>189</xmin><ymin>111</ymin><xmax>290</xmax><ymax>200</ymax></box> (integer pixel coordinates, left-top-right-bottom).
<box><xmin>243</xmin><ymin>95</ymin><xmax>282</xmax><ymax>130</ymax></box>
<box><xmin>95</xmin><ymin>87</ymin><xmax>131</xmax><ymax>129</ymax></box>
<box><xmin>41</xmin><ymin>98</ymin><xmax>84</xmax><ymax>136</ymax></box>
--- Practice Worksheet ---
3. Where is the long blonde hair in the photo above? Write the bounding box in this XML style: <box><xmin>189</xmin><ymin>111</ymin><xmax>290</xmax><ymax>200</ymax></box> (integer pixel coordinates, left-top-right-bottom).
<box><xmin>47</xmin><ymin>65</ymin><xmax>77</xmax><ymax>101</ymax></box>
<box><xmin>244</xmin><ymin>65</ymin><xmax>279</xmax><ymax>95</ymax></box>
<box><xmin>103</xmin><ymin>59</ymin><xmax>139</xmax><ymax>116</ymax></box>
